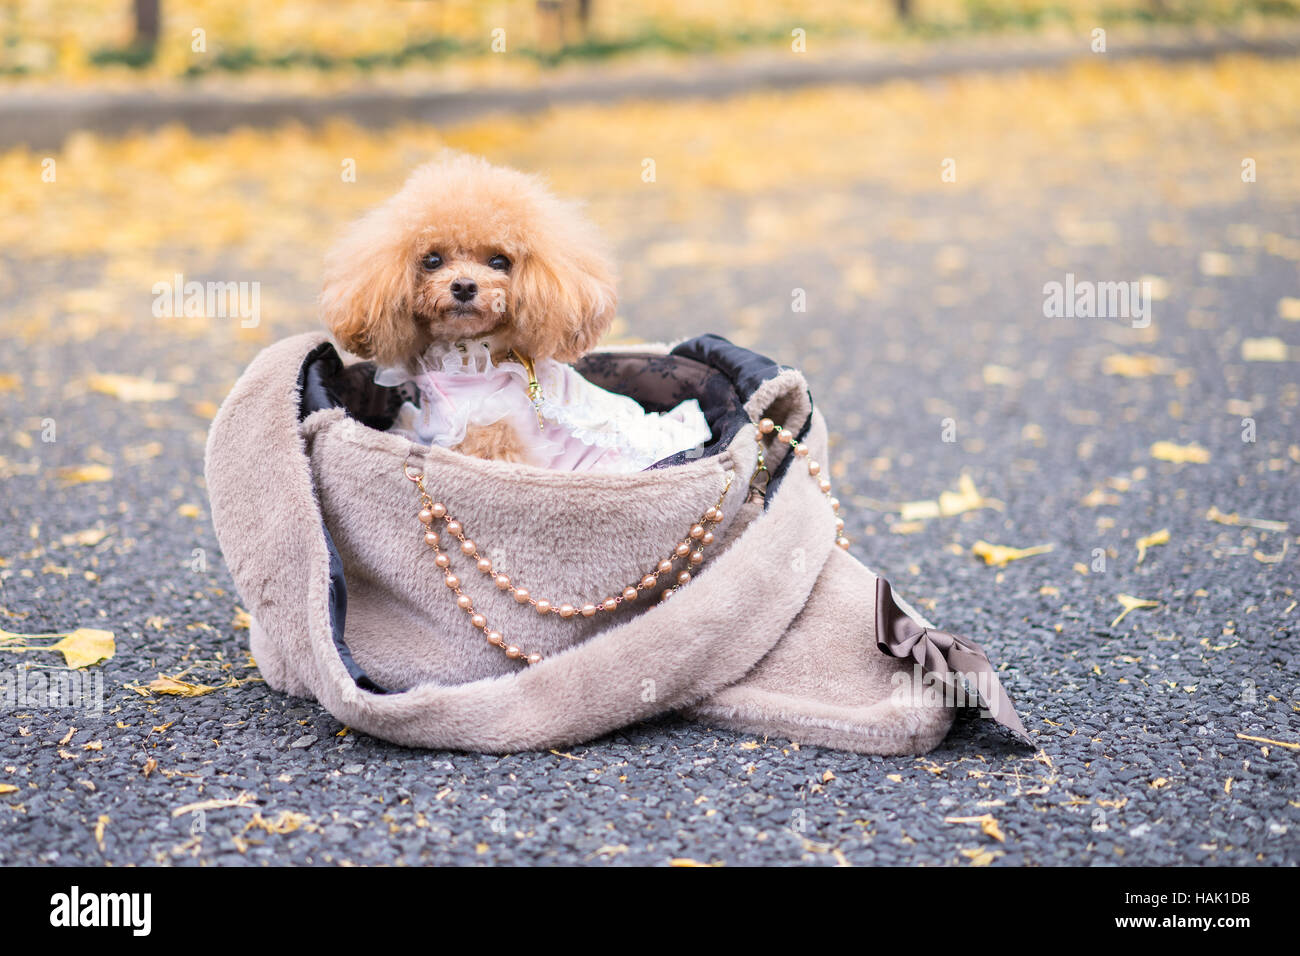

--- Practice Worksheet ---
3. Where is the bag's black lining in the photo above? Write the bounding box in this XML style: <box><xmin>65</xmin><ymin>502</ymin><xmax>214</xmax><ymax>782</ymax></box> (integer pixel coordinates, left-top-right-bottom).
<box><xmin>294</xmin><ymin>334</ymin><xmax>814</xmax><ymax>695</ymax></box>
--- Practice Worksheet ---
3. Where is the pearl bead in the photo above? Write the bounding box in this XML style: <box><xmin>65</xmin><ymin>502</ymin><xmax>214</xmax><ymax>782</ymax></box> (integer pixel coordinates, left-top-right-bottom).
<box><xmin>777</xmin><ymin>430</ymin><xmax>793</xmax><ymax>444</ymax></box>
<box><xmin>471</xmin><ymin>613</ymin><xmax>486</xmax><ymax>629</ymax></box>
<box><xmin>477</xmin><ymin>557</ymin><xmax>492</xmax><ymax>573</ymax></box>
<box><xmin>579</xmin><ymin>603</ymin><xmax>595</xmax><ymax>617</ymax></box>
<box><xmin>535</xmin><ymin>599</ymin><xmax>552</xmax><ymax>615</ymax></box>
<box><xmin>658</xmin><ymin>559</ymin><xmax>673</xmax><ymax>574</ymax></box>
<box><xmin>495</xmin><ymin>574</ymin><xmax>511</xmax><ymax>590</ymax></box>
<box><xmin>460</xmin><ymin>539</ymin><xmax>476</xmax><ymax>555</ymax></box>
<box><xmin>759</xmin><ymin>418</ymin><xmax>775</xmax><ymax>434</ymax></box>
<box><xmin>837</xmin><ymin>536</ymin><xmax>851</xmax><ymax>549</ymax></box>
<box><xmin>513</xmin><ymin>588</ymin><xmax>530</xmax><ymax>604</ymax></box>
<box><xmin>559</xmin><ymin>604</ymin><xmax>576</xmax><ymax>618</ymax></box>
<box><xmin>712</xmin><ymin>510</ymin><xmax>723</xmax><ymax>524</ymax></box>
<box><xmin>807</xmin><ymin>460</ymin><xmax>820</xmax><ymax>475</ymax></box>
<box><xmin>818</xmin><ymin>478</ymin><xmax>832</xmax><ymax>493</ymax></box>
<box><xmin>487</xmin><ymin>630</ymin><xmax>503</xmax><ymax>645</ymax></box>
<box><xmin>446</xmin><ymin>520</ymin><xmax>462</xmax><ymax>537</ymax></box>
<box><xmin>701</xmin><ymin>531</ymin><xmax>714</xmax><ymax>546</ymax></box>
<box><xmin>689</xmin><ymin>524</ymin><xmax>705</xmax><ymax>539</ymax></box>
<box><xmin>675</xmin><ymin>542</ymin><xmax>691</xmax><ymax>557</ymax></box>
<box><xmin>424</xmin><ymin>531</ymin><xmax>440</xmax><ymax>546</ymax></box>
<box><xmin>444</xmin><ymin>574</ymin><xmax>459</xmax><ymax>589</ymax></box>
<box><xmin>526</xmin><ymin>653</ymin><xmax>542</xmax><ymax>665</ymax></box>
<box><xmin>660</xmin><ymin>589</ymin><xmax>674</xmax><ymax>602</ymax></box>
<box><xmin>836</xmin><ymin>518</ymin><xmax>845</xmax><ymax>531</ymax></box>
<box><xmin>830</xmin><ymin>497</ymin><xmax>841</xmax><ymax>512</ymax></box>
<box><xmin>457</xmin><ymin>595</ymin><xmax>472</xmax><ymax>610</ymax></box>
<box><xmin>505</xmin><ymin>646</ymin><xmax>522</xmax><ymax>659</ymax></box>
<box><xmin>418</xmin><ymin>508</ymin><xmax>435</xmax><ymax>525</ymax></box>
<box><xmin>677</xmin><ymin>570</ymin><xmax>691</xmax><ymax>585</ymax></box>
<box><xmin>690</xmin><ymin>550</ymin><xmax>704</xmax><ymax>566</ymax></box>
<box><xmin>430</xmin><ymin>503</ymin><xmax>447</xmax><ymax>518</ymax></box>
<box><xmin>641</xmin><ymin>574</ymin><xmax>658</xmax><ymax>589</ymax></box>
<box><xmin>603</xmin><ymin>598</ymin><xmax>618</xmax><ymax>612</ymax></box>
<box><xmin>623</xmin><ymin>587</ymin><xmax>638</xmax><ymax>601</ymax></box>
<box><xmin>794</xmin><ymin>444</ymin><xmax>809</xmax><ymax>457</ymax></box>
<box><xmin>434</xmin><ymin>553</ymin><xmax>451</xmax><ymax>568</ymax></box>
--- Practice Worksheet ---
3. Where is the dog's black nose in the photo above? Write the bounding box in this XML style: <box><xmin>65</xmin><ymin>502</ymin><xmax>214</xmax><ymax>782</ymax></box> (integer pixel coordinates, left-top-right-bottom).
<box><xmin>451</xmin><ymin>278</ymin><xmax>478</xmax><ymax>303</ymax></box>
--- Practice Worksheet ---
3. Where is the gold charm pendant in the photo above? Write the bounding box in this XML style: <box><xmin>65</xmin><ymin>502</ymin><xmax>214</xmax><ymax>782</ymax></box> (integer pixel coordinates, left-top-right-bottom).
<box><xmin>509</xmin><ymin>350</ymin><xmax>546</xmax><ymax>430</ymax></box>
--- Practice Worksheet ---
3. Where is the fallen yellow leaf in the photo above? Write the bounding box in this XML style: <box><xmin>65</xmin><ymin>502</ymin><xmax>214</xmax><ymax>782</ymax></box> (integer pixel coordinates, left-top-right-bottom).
<box><xmin>1135</xmin><ymin>528</ymin><xmax>1170</xmax><ymax>565</ymax></box>
<box><xmin>982</xmin><ymin>364</ymin><xmax>1018</xmax><ymax>386</ymax></box>
<box><xmin>0</xmin><ymin>783</ymin><xmax>19</xmax><ymax>794</ymax></box>
<box><xmin>172</xmin><ymin>792</ymin><xmax>257</xmax><ymax>817</ymax></box>
<box><xmin>50</xmin><ymin>629</ymin><xmax>116</xmax><ymax>668</ymax></box>
<box><xmin>1198</xmin><ymin>251</ymin><xmax>1234</xmax><ymax>276</ymax></box>
<box><xmin>59</xmin><ymin>528</ymin><xmax>109</xmax><ymax>547</ymax></box>
<box><xmin>901</xmin><ymin>474</ymin><xmax>998</xmax><ymax>521</ymax></box>
<box><xmin>87</xmin><ymin>373</ymin><xmax>178</xmax><ymax>403</ymax></box>
<box><xmin>1150</xmin><ymin>441</ymin><xmax>1210</xmax><ymax>464</ymax></box>
<box><xmin>944</xmin><ymin>813</ymin><xmax>1006</xmax><ymax>842</ymax></box>
<box><xmin>1236</xmin><ymin>733</ymin><xmax>1299</xmax><ymax>752</ymax></box>
<box><xmin>1241</xmin><ymin>337</ymin><xmax>1289</xmax><ymax>362</ymax></box>
<box><xmin>148</xmin><ymin>675</ymin><xmax>219</xmax><ymax>696</ymax></box>
<box><xmin>1205</xmin><ymin>506</ymin><xmax>1287</xmax><ymax>532</ymax></box>
<box><xmin>1253</xmin><ymin>540</ymin><xmax>1288</xmax><ymax>564</ymax></box>
<box><xmin>56</xmin><ymin>465</ymin><xmax>113</xmax><ymax>486</ymax></box>
<box><xmin>245</xmin><ymin>811</ymin><xmax>311</xmax><ymax>834</ymax></box>
<box><xmin>0</xmin><ymin>626</ymin><xmax>115</xmax><ymax>668</ymax></box>
<box><xmin>1112</xmin><ymin>594</ymin><xmax>1159</xmax><ymax>627</ymax></box>
<box><xmin>972</xmin><ymin>540</ymin><xmax>1054</xmax><ymax>567</ymax></box>
<box><xmin>1102</xmin><ymin>353</ymin><xmax>1168</xmax><ymax>378</ymax></box>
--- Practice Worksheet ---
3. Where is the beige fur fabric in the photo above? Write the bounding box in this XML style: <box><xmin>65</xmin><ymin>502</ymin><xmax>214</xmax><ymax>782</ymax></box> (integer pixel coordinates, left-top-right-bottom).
<box><xmin>206</xmin><ymin>332</ymin><xmax>954</xmax><ymax>755</ymax></box>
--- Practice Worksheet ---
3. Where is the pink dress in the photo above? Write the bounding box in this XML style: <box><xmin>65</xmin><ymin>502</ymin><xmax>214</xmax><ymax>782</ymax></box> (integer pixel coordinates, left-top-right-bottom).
<box><xmin>375</xmin><ymin>339</ymin><xmax>711</xmax><ymax>473</ymax></box>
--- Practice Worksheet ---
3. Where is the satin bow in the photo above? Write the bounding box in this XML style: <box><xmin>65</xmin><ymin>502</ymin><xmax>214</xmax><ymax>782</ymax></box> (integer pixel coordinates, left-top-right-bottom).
<box><xmin>875</xmin><ymin>578</ymin><xmax>1032</xmax><ymax>744</ymax></box>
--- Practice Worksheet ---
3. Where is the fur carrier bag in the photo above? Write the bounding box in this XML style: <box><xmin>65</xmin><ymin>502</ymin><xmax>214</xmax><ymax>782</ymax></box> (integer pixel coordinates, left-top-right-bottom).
<box><xmin>205</xmin><ymin>331</ymin><xmax>1030</xmax><ymax>755</ymax></box>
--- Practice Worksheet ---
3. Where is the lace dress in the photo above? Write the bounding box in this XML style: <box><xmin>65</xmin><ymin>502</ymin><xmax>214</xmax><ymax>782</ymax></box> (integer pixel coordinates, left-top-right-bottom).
<box><xmin>375</xmin><ymin>339</ymin><xmax>712</xmax><ymax>473</ymax></box>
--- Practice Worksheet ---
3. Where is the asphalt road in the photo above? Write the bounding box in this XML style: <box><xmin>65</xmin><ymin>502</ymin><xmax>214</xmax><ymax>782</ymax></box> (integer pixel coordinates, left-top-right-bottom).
<box><xmin>1</xmin><ymin>62</ymin><xmax>1298</xmax><ymax>867</ymax></box>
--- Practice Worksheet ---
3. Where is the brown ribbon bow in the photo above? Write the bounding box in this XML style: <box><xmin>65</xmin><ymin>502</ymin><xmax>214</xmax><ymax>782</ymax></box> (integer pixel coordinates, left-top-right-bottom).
<box><xmin>874</xmin><ymin>578</ymin><xmax>1032</xmax><ymax>744</ymax></box>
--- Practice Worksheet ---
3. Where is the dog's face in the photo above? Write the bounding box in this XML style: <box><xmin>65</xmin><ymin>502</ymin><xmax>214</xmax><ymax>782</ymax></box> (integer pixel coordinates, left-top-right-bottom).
<box><xmin>410</xmin><ymin>243</ymin><xmax>514</xmax><ymax>343</ymax></box>
<box><xmin>322</xmin><ymin>154</ymin><xmax>617</xmax><ymax>368</ymax></box>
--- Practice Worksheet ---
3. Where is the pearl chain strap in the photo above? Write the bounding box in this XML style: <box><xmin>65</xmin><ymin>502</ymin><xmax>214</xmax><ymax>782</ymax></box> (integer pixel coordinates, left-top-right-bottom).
<box><xmin>407</xmin><ymin>469</ymin><xmax>734</xmax><ymax>664</ymax></box>
<box><xmin>407</xmin><ymin>416</ymin><xmax>848</xmax><ymax>665</ymax></box>
<box><xmin>754</xmin><ymin>417</ymin><xmax>850</xmax><ymax>551</ymax></box>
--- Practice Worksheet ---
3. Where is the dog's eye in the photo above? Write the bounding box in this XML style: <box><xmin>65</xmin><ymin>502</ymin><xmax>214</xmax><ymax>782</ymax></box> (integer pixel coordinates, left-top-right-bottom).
<box><xmin>487</xmin><ymin>254</ymin><xmax>511</xmax><ymax>271</ymax></box>
<box><xmin>420</xmin><ymin>252</ymin><xmax>443</xmax><ymax>271</ymax></box>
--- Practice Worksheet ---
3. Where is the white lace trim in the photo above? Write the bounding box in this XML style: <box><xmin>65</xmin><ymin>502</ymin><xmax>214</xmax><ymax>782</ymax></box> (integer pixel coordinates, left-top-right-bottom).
<box><xmin>374</xmin><ymin>338</ymin><xmax>711</xmax><ymax>472</ymax></box>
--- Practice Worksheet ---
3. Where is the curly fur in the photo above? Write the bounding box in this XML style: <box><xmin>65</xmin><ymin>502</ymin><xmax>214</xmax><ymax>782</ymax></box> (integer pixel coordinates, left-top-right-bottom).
<box><xmin>321</xmin><ymin>153</ymin><xmax>617</xmax><ymax>372</ymax></box>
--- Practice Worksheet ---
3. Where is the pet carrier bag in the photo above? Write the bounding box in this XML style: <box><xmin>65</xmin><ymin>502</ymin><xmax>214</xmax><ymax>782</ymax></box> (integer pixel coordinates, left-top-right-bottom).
<box><xmin>205</xmin><ymin>332</ymin><xmax>1029</xmax><ymax>754</ymax></box>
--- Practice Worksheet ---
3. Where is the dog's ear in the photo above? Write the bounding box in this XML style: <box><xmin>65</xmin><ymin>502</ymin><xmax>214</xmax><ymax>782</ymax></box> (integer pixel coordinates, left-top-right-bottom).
<box><xmin>510</xmin><ymin>207</ymin><xmax>617</xmax><ymax>364</ymax></box>
<box><xmin>320</xmin><ymin>209</ymin><xmax>418</xmax><ymax>367</ymax></box>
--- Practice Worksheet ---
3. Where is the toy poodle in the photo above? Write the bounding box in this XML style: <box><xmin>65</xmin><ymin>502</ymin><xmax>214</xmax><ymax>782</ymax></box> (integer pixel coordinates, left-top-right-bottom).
<box><xmin>321</xmin><ymin>154</ymin><xmax>709</xmax><ymax>472</ymax></box>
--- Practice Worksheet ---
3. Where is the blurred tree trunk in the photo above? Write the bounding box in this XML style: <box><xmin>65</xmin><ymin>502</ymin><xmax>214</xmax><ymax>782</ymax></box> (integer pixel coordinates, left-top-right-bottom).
<box><xmin>895</xmin><ymin>0</ymin><xmax>912</xmax><ymax>21</ymax></box>
<box><xmin>134</xmin><ymin>0</ymin><xmax>160</xmax><ymax>48</ymax></box>
<box><xmin>537</xmin><ymin>0</ymin><xmax>592</xmax><ymax>54</ymax></box>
